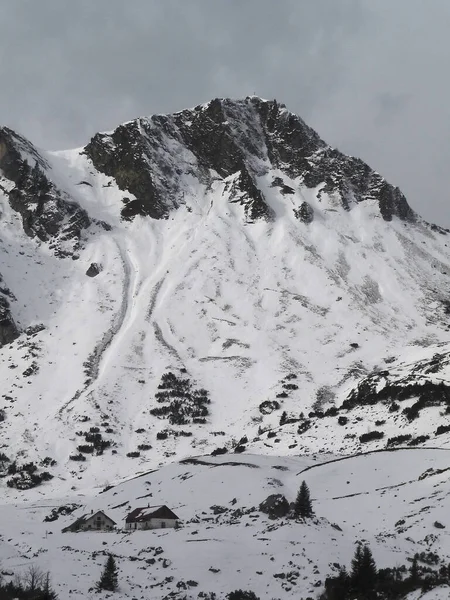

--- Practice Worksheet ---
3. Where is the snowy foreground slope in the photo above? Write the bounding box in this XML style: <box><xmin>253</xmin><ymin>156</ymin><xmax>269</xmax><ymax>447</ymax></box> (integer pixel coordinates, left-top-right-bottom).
<box><xmin>0</xmin><ymin>97</ymin><xmax>450</xmax><ymax>495</ymax></box>
<box><xmin>1</xmin><ymin>450</ymin><xmax>450</xmax><ymax>599</ymax></box>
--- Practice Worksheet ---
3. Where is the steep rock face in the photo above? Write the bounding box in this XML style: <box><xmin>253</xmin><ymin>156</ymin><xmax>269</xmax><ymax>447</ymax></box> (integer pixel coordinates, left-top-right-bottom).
<box><xmin>84</xmin><ymin>97</ymin><xmax>416</xmax><ymax>224</ymax></box>
<box><xmin>0</xmin><ymin>127</ymin><xmax>91</xmax><ymax>256</ymax></box>
<box><xmin>226</xmin><ymin>167</ymin><xmax>275</xmax><ymax>221</ymax></box>
<box><xmin>0</xmin><ymin>296</ymin><xmax>19</xmax><ymax>346</ymax></box>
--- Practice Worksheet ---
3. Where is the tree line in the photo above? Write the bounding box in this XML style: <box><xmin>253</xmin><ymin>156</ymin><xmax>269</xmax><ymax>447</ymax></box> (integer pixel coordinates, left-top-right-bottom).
<box><xmin>320</xmin><ymin>544</ymin><xmax>450</xmax><ymax>599</ymax></box>
<box><xmin>0</xmin><ymin>565</ymin><xmax>57</xmax><ymax>599</ymax></box>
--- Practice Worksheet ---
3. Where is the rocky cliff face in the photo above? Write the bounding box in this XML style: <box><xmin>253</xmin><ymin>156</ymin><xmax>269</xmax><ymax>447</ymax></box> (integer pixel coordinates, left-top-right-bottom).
<box><xmin>84</xmin><ymin>96</ymin><xmax>416</xmax><ymax>223</ymax></box>
<box><xmin>0</xmin><ymin>127</ymin><xmax>91</xmax><ymax>256</ymax></box>
<box><xmin>0</xmin><ymin>296</ymin><xmax>18</xmax><ymax>346</ymax></box>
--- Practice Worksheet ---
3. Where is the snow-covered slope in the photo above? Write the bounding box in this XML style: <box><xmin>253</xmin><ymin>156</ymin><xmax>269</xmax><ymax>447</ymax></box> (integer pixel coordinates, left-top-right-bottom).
<box><xmin>2</xmin><ymin>450</ymin><xmax>450</xmax><ymax>599</ymax></box>
<box><xmin>0</xmin><ymin>97</ymin><xmax>450</xmax><ymax>496</ymax></box>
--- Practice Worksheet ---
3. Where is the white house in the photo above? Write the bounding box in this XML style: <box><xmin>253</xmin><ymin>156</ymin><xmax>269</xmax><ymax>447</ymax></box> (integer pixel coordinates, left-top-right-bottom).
<box><xmin>62</xmin><ymin>510</ymin><xmax>116</xmax><ymax>532</ymax></box>
<box><xmin>125</xmin><ymin>505</ymin><xmax>180</xmax><ymax>530</ymax></box>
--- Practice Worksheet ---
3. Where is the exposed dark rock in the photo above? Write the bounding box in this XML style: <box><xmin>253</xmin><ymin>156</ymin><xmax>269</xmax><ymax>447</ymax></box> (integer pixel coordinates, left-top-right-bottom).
<box><xmin>83</xmin><ymin>97</ymin><xmax>417</xmax><ymax>225</ymax></box>
<box><xmin>174</xmin><ymin>98</ymin><xmax>250</xmax><ymax>177</ymax></box>
<box><xmin>254</xmin><ymin>97</ymin><xmax>324</xmax><ymax>177</ymax></box>
<box><xmin>211</xmin><ymin>446</ymin><xmax>228</xmax><ymax>456</ymax></box>
<box><xmin>84</xmin><ymin>120</ymin><xmax>169</xmax><ymax>220</ymax></box>
<box><xmin>294</xmin><ymin>202</ymin><xmax>314</xmax><ymax>224</ymax></box>
<box><xmin>259</xmin><ymin>494</ymin><xmax>290</xmax><ymax>519</ymax></box>
<box><xmin>0</xmin><ymin>296</ymin><xmax>19</xmax><ymax>347</ymax></box>
<box><xmin>86</xmin><ymin>262</ymin><xmax>102</xmax><ymax>277</ymax></box>
<box><xmin>210</xmin><ymin>505</ymin><xmax>228</xmax><ymax>515</ymax></box>
<box><xmin>226</xmin><ymin>167</ymin><xmax>274</xmax><ymax>222</ymax></box>
<box><xmin>378</xmin><ymin>182</ymin><xmax>415</xmax><ymax>222</ymax></box>
<box><xmin>25</xmin><ymin>323</ymin><xmax>45</xmax><ymax>336</ymax></box>
<box><xmin>0</xmin><ymin>127</ymin><xmax>91</xmax><ymax>255</ymax></box>
<box><xmin>259</xmin><ymin>400</ymin><xmax>280</xmax><ymax>415</ymax></box>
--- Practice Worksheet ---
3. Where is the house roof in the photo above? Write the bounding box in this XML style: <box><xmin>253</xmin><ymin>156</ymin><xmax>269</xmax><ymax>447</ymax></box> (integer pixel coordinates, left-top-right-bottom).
<box><xmin>125</xmin><ymin>505</ymin><xmax>180</xmax><ymax>523</ymax></box>
<box><xmin>62</xmin><ymin>510</ymin><xmax>116</xmax><ymax>532</ymax></box>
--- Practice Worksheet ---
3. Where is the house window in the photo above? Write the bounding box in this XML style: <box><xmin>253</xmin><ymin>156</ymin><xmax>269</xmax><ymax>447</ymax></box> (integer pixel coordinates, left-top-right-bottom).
<box><xmin>161</xmin><ymin>522</ymin><xmax>166</xmax><ymax>528</ymax></box>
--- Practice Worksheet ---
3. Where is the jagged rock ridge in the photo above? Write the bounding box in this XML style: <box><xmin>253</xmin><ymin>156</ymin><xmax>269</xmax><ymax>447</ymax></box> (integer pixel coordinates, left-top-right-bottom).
<box><xmin>0</xmin><ymin>127</ymin><xmax>91</xmax><ymax>256</ymax></box>
<box><xmin>84</xmin><ymin>96</ymin><xmax>416</xmax><ymax>223</ymax></box>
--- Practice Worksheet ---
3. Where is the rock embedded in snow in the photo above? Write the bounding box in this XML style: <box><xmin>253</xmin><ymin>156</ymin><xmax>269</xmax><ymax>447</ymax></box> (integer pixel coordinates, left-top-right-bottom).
<box><xmin>0</xmin><ymin>295</ymin><xmax>19</xmax><ymax>346</ymax></box>
<box><xmin>259</xmin><ymin>493</ymin><xmax>290</xmax><ymax>518</ymax></box>
<box><xmin>294</xmin><ymin>201</ymin><xmax>314</xmax><ymax>223</ymax></box>
<box><xmin>85</xmin><ymin>262</ymin><xmax>102</xmax><ymax>277</ymax></box>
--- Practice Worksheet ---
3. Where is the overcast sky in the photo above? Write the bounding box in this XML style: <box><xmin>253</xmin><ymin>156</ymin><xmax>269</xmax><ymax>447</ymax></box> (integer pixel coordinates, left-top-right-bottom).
<box><xmin>1</xmin><ymin>0</ymin><xmax>449</xmax><ymax>225</ymax></box>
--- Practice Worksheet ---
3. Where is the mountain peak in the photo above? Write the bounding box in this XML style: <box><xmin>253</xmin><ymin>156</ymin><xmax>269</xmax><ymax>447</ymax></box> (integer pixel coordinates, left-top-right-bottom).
<box><xmin>83</xmin><ymin>96</ymin><xmax>416</xmax><ymax>224</ymax></box>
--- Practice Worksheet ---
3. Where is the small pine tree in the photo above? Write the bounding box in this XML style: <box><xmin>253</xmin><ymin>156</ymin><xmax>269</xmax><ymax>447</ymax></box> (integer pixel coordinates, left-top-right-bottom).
<box><xmin>41</xmin><ymin>571</ymin><xmax>58</xmax><ymax>599</ymax></box>
<box><xmin>360</xmin><ymin>544</ymin><xmax>377</xmax><ymax>591</ymax></box>
<box><xmin>96</xmin><ymin>554</ymin><xmax>118</xmax><ymax>592</ymax></box>
<box><xmin>410</xmin><ymin>554</ymin><xmax>419</xmax><ymax>583</ymax></box>
<box><xmin>350</xmin><ymin>543</ymin><xmax>363</xmax><ymax>590</ymax></box>
<box><xmin>351</xmin><ymin>543</ymin><xmax>377</xmax><ymax>597</ymax></box>
<box><xmin>294</xmin><ymin>480</ymin><xmax>313</xmax><ymax>518</ymax></box>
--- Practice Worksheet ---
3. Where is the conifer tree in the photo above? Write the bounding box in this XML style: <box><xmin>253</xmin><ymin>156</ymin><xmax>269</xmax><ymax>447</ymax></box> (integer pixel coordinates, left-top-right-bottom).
<box><xmin>410</xmin><ymin>554</ymin><xmax>419</xmax><ymax>583</ymax></box>
<box><xmin>350</xmin><ymin>543</ymin><xmax>377</xmax><ymax>597</ymax></box>
<box><xmin>96</xmin><ymin>554</ymin><xmax>118</xmax><ymax>592</ymax></box>
<box><xmin>41</xmin><ymin>571</ymin><xmax>58</xmax><ymax>599</ymax></box>
<box><xmin>350</xmin><ymin>543</ymin><xmax>363</xmax><ymax>588</ymax></box>
<box><xmin>294</xmin><ymin>480</ymin><xmax>313</xmax><ymax>518</ymax></box>
<box><xmin>360</xmin><ymin>544</ymin><xmax>377</xmax><ymax>591</ymax></box>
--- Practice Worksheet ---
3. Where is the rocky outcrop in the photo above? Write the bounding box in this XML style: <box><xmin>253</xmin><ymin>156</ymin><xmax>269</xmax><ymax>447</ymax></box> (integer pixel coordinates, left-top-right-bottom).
<box><xmin>0</xmin><ymin>127</ymin><xmax>91</xmax><ymax>256</ymax></box>
<box><xmin>294</xmin><ymin>202</ymin><xmax>314</xmax><ymax>224</ymax></box>
<box><xmin>259</xmin><ymin>494</ymin><xmax>290</xmax><ymax>519</ymax></box>
<box><xmin>0</xmin><ymin>296</ymin><xmax>19</xmax><ymax>346</ymax></box>
<box><xmin>86</xmin><ymin>262</ymin><xmax>102</xmax><ymax>277</ymax></box>
<box><xmin>226</xmin><ymin>167</ymin><xmax>274</xmax><ymax>222</ymax></box>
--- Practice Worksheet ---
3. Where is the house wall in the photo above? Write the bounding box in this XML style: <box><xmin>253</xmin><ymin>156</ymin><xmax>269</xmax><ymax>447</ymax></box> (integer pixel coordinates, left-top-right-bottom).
<box><xmin>126</xmin><ymin>518</ymin><xmax>178</xmax><ymax>530</ymax></box>
<box><xmin>81</xmin><ymin>513</ymin><xmax>115</xmax><ymax>531</ymax></box>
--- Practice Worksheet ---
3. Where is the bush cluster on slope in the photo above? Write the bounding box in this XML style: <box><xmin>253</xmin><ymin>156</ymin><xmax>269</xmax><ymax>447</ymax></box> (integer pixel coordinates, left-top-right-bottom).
<box><xmin>71</xmin><ymin>426</ymin><xmax>112</xmax><ymax>458</ymax></box>
<box><xmin>6</xmin><ymin>459</ymin><xmax>54</xmax><ymax>490</ymax></box>
<box><xmin>150</xmin><ymin>371</ymin><xmax>210</xmax><ymax>425</ymax></box>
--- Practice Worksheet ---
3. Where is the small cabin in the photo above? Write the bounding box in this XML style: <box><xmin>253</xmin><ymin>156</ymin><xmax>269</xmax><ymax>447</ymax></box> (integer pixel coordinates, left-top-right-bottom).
<box><xmin>62</xmin><ymin>510</ymin><xmax>116</xmax><ymax>533</ymax></box>
<box><xmin>125</xmin><ymin>505</ymin><xmax>180</xmax><ymax>530</ymax></box>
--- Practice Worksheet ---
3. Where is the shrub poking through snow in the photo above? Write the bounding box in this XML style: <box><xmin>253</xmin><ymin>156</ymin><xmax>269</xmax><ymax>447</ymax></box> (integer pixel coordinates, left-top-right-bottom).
<box><xmin>359</xmin><ymin>430</ymin><xmax>384</xmax><ymax>443</ymax></box>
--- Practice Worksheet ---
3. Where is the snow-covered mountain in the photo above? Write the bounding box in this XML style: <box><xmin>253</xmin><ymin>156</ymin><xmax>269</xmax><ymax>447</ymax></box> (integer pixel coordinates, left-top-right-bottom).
<box><xmin>0</xmin><ymin>96</ymin><xmax>450</xmax><ymax>497</ymax></box>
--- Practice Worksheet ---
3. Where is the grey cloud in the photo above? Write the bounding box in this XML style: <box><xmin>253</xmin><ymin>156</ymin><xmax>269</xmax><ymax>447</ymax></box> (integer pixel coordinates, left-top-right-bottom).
<box><xmin>0</xmin><ymin>0</ymin><xmax>449</xmax><ymax>226</ymax></box>
<box><xmin>0</xmin><ymin>0</ymin><xmax>368</xmax><ymax>148</ymax></box>
<box><xmin>374</xmin><ymin>93</ymin><xmax>411</xmax><ymax>127</ymax></box>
